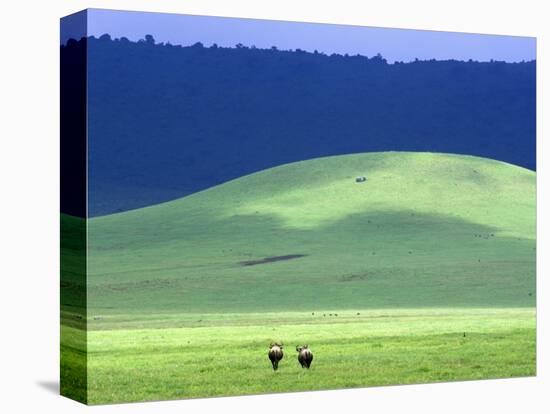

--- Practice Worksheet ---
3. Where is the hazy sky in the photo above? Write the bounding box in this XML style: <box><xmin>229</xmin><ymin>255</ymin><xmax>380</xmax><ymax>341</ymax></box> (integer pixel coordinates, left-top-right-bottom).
<box><xmin>61</xmin><ymin>8</ymin><xmax>536</xmax><ymax>63</ymax></box>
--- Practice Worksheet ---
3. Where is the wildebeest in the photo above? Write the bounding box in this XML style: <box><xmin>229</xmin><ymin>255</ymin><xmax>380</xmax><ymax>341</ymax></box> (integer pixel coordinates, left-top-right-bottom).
<box><xmin>355</xmin><ymin>176</ymin><xmax>367</xmax><ymax>183</ymax></box>
<box><xmin>296</xmin><ymin>345</ymin><xmax>313</xmax><ymax>368</ymax></box>
<box><xmin>268</xmin><ymin>343</ymin><xmax>284</xmax><ymax>371</ymax></box>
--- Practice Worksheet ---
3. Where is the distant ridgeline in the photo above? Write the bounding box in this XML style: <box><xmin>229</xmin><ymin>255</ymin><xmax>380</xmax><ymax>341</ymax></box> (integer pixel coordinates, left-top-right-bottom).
<box><xmin>62</xmin><ymin>35</ymin><xmax>536</xmax><ymax>216</ymax></box>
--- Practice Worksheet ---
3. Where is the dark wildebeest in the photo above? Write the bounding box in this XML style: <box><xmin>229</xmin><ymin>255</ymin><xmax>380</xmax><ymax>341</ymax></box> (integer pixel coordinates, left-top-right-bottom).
<box><xmin>268</xmin><ymin>343</ymin><xmax>284</xmax><ymax>371</ymax></box>
<box><xmin>296</xmin><ymin>345</ymin><xmax>313</xmax><ymax>368</ymax></box>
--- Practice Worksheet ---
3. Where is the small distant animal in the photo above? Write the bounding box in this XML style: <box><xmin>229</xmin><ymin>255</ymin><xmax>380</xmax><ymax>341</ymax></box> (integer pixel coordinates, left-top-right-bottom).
<box><xmin>355</xmin><ymin>176</ymin><xmax>367</xmax><ymax>183</ymax></box>
<box><xmin>268</xmin><ymin>343</ymin><xmax>284</xmax><ymax>371</ymax></box>
<box><xmin>296</xmin><ymin>345</ymin><xmax>313</xmax><ymax>368</ymax></box>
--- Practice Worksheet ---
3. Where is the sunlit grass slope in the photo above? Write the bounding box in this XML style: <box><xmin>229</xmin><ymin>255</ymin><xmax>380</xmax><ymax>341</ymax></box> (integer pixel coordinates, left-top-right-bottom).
<box><xmin>84</xmin><ymin>152</ymin><xmax>536</xmax><ymax>318</ymax></box>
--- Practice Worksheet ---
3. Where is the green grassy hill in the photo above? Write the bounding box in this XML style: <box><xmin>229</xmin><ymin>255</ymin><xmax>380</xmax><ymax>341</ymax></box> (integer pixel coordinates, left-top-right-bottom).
<box><xmin>61</xmin><ymin>151</ymin><xmax>537</xmax><ymax>403</ymax></box>
<box><xmin>82</xmin><ymin>151</ymin><xmax>535</xmax><ymax>318</ymax></box>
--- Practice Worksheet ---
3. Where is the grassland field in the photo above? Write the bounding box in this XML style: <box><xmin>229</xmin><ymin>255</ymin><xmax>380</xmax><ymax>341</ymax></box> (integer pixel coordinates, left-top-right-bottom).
<box><xmin>61</xmin><ymin>152</ymin><xmax>536</xmax><ymax>404</ymax></box>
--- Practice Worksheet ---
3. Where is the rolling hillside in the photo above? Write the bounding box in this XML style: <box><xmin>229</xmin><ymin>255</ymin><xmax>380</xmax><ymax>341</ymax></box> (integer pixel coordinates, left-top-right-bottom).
<box><xmin>61</xmin><ymin>151</ymin><xmax>536</xmax><ymax>403</ymax></box>
<box><xmin>81</xmin><ymin>152</ymin><xmax>536</xmax><ymax>317</ymax></box>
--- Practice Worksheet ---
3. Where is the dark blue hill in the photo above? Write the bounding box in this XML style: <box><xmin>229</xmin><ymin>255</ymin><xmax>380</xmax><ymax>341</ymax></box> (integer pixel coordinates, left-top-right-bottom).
<box><xmin>62</xmin><ymin>36</ymin><xmax>535</xmax><ymax>216</ymax></box>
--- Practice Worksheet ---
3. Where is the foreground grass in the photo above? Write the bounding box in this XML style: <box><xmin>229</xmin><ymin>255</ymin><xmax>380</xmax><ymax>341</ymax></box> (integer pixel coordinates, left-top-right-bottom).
<box><xmin>61</xmin><ymin>308</ymin><xmax>536</xmax><ymax>404</ymax></box>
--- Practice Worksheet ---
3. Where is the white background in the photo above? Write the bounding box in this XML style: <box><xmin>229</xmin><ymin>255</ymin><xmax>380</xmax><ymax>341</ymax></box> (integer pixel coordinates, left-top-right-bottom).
<box><xmin>0</xmin><ymin>1</ymin><xmax>547</xmax><ymax>412</ymax></box>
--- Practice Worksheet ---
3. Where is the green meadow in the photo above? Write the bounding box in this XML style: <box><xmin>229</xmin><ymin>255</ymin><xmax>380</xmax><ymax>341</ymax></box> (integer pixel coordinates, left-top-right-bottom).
<box><xmin>61</xmin><ymin>152</ymin><xmax>536</xmax><ymax>404</ymax></box>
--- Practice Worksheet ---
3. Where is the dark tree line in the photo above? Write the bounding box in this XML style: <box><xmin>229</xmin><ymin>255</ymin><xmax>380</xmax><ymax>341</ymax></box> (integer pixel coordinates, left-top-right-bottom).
<box><xmin>61</xmin><ymin>35</ymin><xmax>536</xmax><ymax>216</ymax></box>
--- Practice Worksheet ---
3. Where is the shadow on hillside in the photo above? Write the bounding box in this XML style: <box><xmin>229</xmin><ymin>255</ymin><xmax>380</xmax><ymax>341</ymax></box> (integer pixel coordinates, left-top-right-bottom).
<box><xmin>85</xmin><ymin>207</ymin><xmax>535</xmax><ymax>310</ymax></box>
